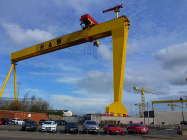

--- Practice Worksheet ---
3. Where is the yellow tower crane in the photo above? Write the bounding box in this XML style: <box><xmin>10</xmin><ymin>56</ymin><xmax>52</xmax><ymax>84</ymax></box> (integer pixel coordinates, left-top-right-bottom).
<box><xmin>167</xmin><ymin>103</ymin><xmax>181</xmax><ymax>111</ymax></box>
<box><xmin>134</xmin><ymin>103</ymin><xmax>149</xmax><ymax>117</ymax></box>
<box><xmin>133</xmin><ymin>87</ymin><xmax>158</xmax><ymax>117</ymax></box>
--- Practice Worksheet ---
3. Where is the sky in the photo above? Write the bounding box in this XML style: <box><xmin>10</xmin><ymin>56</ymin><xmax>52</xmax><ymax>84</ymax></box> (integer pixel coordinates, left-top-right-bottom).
<box><xmin>0</xmin><ymin>0</ymin><xmax>187</xmax><ymax>116</ymax></box>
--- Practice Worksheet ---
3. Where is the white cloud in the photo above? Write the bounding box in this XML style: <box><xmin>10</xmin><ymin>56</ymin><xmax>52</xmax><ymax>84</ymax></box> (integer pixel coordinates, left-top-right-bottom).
<box><xmin>30</xmin><ymin>72</ymin><xmax>67</xmax><ymax>76</ymax></box>
<box><xmin>127</xmin><ymin>42</ymin><xmax>139</xmax><ymax>55</ymax></box>
<box><xmin>76</xmin><ymin>71</ymin><xmax>113</xmax><ymax>94</ymax></box>
<box><xmin>154</xmin><ymin>42</ymin><xmax>187</xmax><ymax>85</ymax></box>
<box><xmin>72</xmin><ymin>89</ymin><xmax>89</xmax><ymax>95</ymax></box>
<box><xmin>0</xmin><ymin>74</ymin><xmax>6</xmax><ymax>78</ymax></box>
<box><xmin>2</xmin><ymin>22</ymin><xmax>54</xmax><ymax>44</ymax></box>
<box><xmin>154</xmin><ymin>42</ymin><xmax>187</xmax><ymax>72</ymax></box>
<box><xmin>54</xmin><ymin>0</ymin><xmax>103</xmax><ymax>15</ymax></box>
<box><xmin>24</xmin><ymin>88</ymin><xmax>42</xmax><ymax>93</ymax></box>
<box><xmin>55</xmin><ymin>76</ymin><xmax>80</xmax><ymax>84</ymax></box>
<box><xmin>97</xmin><ymin>44</ymin><xmax>113</xmax><ymax>61</ymax></box>
<box><xmin>50</xmin><ymin>94</ymin><xmax>110</xmax><ymax>114</ymax></box>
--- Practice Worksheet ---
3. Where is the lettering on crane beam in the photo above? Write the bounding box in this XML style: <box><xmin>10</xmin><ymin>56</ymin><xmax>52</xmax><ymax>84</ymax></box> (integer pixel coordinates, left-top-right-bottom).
<box><xmin>40</xmin><ymin>43</ymin><xmax>44</xmax><ymax>51</ymax></box>
<box><xmin>39</xmin><ymin>37</ymin><xmax>62</xmax><ymax>52</ymax></box>
<box><xmin>57</xmin><ymin>38</ymin><xmax>62</xmax><ymax>45</ymax></box>
<box><xmin>48</xmin><ymin>42</ymin><xmax>52</xmax><ymax>47</ymax></box>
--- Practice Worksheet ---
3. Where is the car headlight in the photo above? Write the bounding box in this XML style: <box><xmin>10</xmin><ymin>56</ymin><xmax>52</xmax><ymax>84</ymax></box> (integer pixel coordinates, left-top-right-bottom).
<box><xmin>86</xmin><ymin>126</ymin><xmax>89</xmax><ymax>129</ymax></box>
<box><xmin>96</xmin><ymin>126</ymin><xmax>100</xmax><ymax>129</ymax></box>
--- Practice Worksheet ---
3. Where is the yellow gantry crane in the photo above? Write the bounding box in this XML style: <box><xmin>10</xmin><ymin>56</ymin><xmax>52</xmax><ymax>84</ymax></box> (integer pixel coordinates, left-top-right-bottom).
<box><xmin>167</xmin><ymin>104</ymin><xmax>181</xmax><ymax>111</ymax></box>
<box><xmin>0</xmin><ymin>5</ymin><xmax>130</xmax><ymax>117</ymax></box>
<box><xmin>133</xmin><ymin>87</ymin><xmax>158</xmax><ymax>117</ymax></box>
<box><xmin>152</xmin><ymin>99</ymin><xmax>187</xmax><ymax>111</ymax></box>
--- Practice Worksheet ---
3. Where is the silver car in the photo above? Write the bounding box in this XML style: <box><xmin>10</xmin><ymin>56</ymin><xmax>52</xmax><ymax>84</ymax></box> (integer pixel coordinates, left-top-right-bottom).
<box><xmin>83</xmin><ymin>120</ymin><xmax>99</xmax><ymax>133</ymax></box>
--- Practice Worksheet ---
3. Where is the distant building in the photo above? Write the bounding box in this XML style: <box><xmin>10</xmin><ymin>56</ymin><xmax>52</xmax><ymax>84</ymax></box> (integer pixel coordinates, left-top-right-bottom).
<box><xmin>62</xmin><ymin>110</ymin><xmax>72</xmax><ymax>117</ymax></box>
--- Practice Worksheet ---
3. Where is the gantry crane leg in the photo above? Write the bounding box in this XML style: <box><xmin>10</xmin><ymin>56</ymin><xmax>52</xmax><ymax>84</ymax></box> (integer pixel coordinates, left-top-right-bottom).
<box><xmin>105</xmin><ymin>25</ymin><xmax>129</xmax><ymax>117</ymax></box>
<box><xmin>0</xmin><ymin>63</ymin><xmax>17</xmax><ymax>102</ymax></box>
<box><xmin>0</xmin><ymin>64</ymin><xmax>14</xmax><ymax>99</ymax></box>
<box><xmin>13</xmin><ymin>64</ymin><xmax>17</xmax><ymax>102</ymax></box>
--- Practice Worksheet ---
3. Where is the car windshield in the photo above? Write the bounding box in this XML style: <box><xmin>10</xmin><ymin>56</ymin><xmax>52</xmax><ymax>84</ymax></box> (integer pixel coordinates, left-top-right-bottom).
<box><xmin>134</xmin><ymin>124</ymin><xmax>143</xmax><ymax>127</ymax></box>
<box><xmin>25</xmin><ymin>121</ymin><xmax>35</xmax><ymax>125</ymax></box>
<box><xmin>17</xmin><ymin>119</ymin><xmax>21</xmax><ymax>121</ymax></box>
<box><xmin>128</xmin><ymin>124</ymin><xmax>133</xmax><ymax>127</ymax></box>
<box><xmin>87</xmin><ymin>121</ymin><xmax>96</xmax><ymax>125</ymax></box>
<box><xmin>108</xmin><ymin>124</ymin><xmax>118</xmax><ymax>127</ymax></box>
<box><xmin>44</xmin><ymin>122</ymin><xmax>52</xmax><ymax>124</ymax></box>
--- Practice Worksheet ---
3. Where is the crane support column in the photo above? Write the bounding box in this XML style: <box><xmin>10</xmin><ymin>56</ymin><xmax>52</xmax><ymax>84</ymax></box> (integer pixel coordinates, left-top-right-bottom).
<box><xmin>105</xmin><ymin>23</ymin><xmax>129</xmax><ymax>117</ymax></box>
<box><xmin>13</xmin><ymin>63</ymin><xmax>17</xmax><ymax>102</ymax></box>
<box><xmin>0</xmin><ymin>64</ymin><xmax>14</xmax><ymax>99</ymax></box>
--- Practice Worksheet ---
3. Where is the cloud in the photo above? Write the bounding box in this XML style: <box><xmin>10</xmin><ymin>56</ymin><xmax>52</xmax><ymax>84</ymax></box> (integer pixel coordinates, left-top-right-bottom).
<box><xmin>2</xmin><ymin>22</ymin><xmax>54</xmax><ymax>44</ymax></box>
<box><xmin>55</xmin><ymin>76</ymin><xmax>80</xmax><ymax>84</ymax></box>
<box><xmin>72</xmin><ymin>89</ymin><xmax>89</xmax><ymax>95</ymax></box>
<box><xmin>154</xmin><ymin>42</ymin><xmax>187</xmax><ymax>85</ymax></box>
<box><xmin>50</xmin><ymin>94</ymin><xmax>110</xmax><ymax>114</ymax></box>
<box><xmin>30</xmin><ymin>72</ymin><xmax>67</xmax><ymax>76</ymax></box>
<box><xmin>154</xmin><ymin>42</ymin><xmax>187</xmax><ymax>72</ymax></box>
<box><xmin>76</xmin><ymin>71</ymin><xmax>113</xmax><ymax>94</ymax></box>
<box><xmin>97</xmin><ymin>44</ymin><xmax>113</xmax><ymax>61</ymax></box>
<box><xmin>123</xmin><ymin>68</ymin><xmax>169</xmax><ymax>95</ymax></box>
<box><xmin>0</xmin><ymin>74</ymin><xmax>6</xmax><ymax>78</ymax></box>
<box><xmin>54</xmin><ymin>0</ymin><xmax>103</xmax><ymax>15</ymax></box>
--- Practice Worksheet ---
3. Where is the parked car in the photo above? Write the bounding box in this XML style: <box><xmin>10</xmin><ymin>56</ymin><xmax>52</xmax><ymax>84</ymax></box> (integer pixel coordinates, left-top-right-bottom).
<box><xmin>12</xmin><ymin>118</ymin><xmax>24</xmax><ymax>125</ymax></box>
<box><xmin>1</xmin><ymin>118</ymin><xmax>12</xmax><ymax>125</ymax></box>
<box><xmin>65</xmin><ymin>122</ymin><xmax>78</xmax><ymax>133</ymax></box>
<box><xmin>56</xmin><ymin>120</ymin><xmax>67</xmax><ymax>125</ymax></box>
<box><xmin>41</xmin><ymin>121</ymin><xmax>57</xmax><ymax>132</ymax></box>
<box><xmin>22</xmin><ymin>120</ymin><xmax>38</xmax><ymax>131</ymax></box>
<box><xmin>0</xmin><ymin>120</ymin><xmax>3</xmax><ymax>125</ymax></box>
<box><xmin>127</xmin><ymin>123</ymin><xmax>149</xmax><ymax>134</ymax></box>
<box><xmin>83</xmin><ymin>120</ymin><xmax>99</xmax><ymax>133</ymax></box>
<box><xmin>103</xmin><ymin>124</ymin><xmax>123</xmax><ymax>134</ymax></box>
<box><xmin>180</xmin><ymin>121</ymin><xmax>187</xmax><ymax>125</ymax></box>
<box><xmin>39</xmin><ymin>119</ymin><xmax>48</xmax><ymax>125</ymax></box>
<box><xmin>23</xmin><ymin>119</ymin><xmax>30</xmax><ymax>123</ymax></box>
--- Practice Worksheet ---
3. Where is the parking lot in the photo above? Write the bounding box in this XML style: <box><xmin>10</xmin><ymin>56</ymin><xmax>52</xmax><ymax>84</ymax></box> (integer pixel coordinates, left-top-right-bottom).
<box><xmin>0</xmin><ymin>124</ymin><xmax>187</xmax><ymax>140</ymax></box>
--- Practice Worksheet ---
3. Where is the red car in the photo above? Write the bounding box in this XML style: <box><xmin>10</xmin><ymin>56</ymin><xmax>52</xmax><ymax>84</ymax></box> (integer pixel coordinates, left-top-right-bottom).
<box><xmin>0</xmin><ymin>120</ymin><xmax>3</xmax><ymax>125</ymax></box>
<box><xmin>127</xmin><ymin>123</ymin><xmax>149</xmax><ymax>134</ymax></box>
<box><xmin>103</xmin><ymin>124</ymin><xmax>123</xmax><ymax>135</ymax></box>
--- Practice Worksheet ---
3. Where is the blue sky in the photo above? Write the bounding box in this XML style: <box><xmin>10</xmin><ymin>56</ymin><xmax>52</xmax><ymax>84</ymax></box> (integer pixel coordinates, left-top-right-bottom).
<box><xmin>0</xmin><ymin>0</ymin><xmax>187</xmax><ymax>116</ymax></box>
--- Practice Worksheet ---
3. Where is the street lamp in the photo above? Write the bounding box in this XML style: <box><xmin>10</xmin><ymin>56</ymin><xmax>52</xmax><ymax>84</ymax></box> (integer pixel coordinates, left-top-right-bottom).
<box><xmin>180</xmin><ymin>97</ymin><xmax>184</xmax><ymax>122</ymax></box>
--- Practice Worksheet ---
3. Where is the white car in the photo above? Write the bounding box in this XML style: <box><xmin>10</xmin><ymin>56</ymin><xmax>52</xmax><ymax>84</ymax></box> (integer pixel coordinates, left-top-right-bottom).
<box><xmin>41</xmin><ymin>121</ymin><xmax>57</xmax><ymax>132</ymax></box>
<box><xmin>12</xmin><ymin>118</ymin><xmax>24</xmax><ymax>125</ymax></box>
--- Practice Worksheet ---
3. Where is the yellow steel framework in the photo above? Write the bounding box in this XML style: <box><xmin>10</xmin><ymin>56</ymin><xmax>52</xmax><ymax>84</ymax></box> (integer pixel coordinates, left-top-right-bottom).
<box><xmin>133</xmin><ymin>87</ymin><xmax>158</xmax><ymax>117</ymax></box>
<box><xmin>134</xmin><ymin>103</ymin><xmax>149</xmax><ymax>117</ymax></box>
<box><xmin>167</xmin><ymin>103</ymin><xmax>181</xmax><ymax>111</ymax></box>
<box><xmin>152</xmin><ymin>100</ymin><xmax>187</xmax><ymax>111</ymax></box>
<box><xmin>0</xmin><ymin>16</ymin><xmax>130</xmax><ymax>116</ymax></box>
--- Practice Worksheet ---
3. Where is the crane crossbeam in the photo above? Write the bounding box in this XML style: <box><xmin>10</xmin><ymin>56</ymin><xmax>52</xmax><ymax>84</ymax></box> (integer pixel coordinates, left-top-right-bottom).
<box><xmin>152</xmin><ymin>100</ymin><xmax>187</xmax><ymax>110</ymax></box>
<box><xmin>11</xmin><ymin>16</ymin><xmax>129</xmax><ymax>63</ymax></box>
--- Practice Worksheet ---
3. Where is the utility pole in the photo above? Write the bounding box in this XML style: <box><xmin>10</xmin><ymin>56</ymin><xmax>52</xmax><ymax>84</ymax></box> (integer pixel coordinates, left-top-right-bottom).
<box><xmin>147</xmin><ymin>102</ymin><xmax>149</xmax><ymax>126</ymax></box>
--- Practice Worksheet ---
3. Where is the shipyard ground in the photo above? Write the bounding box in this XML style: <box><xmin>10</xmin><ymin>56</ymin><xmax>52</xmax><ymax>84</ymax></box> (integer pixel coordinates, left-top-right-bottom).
<box><xmin>0</xmin><ymin>124</ymin><xmax>187</xmax><ymax>140</ymax></box>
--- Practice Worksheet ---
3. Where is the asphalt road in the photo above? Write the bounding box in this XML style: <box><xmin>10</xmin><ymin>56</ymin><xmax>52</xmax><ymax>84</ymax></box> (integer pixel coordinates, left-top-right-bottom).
<box><xmin>0</xmin><ymin>131</ymin><xmax>186</xmax><ymax>140</ymax></box>
<box><xmin>0</xmin><ymin>124</ymin><xmax>187</xmax><ymax>140</ymax></box>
